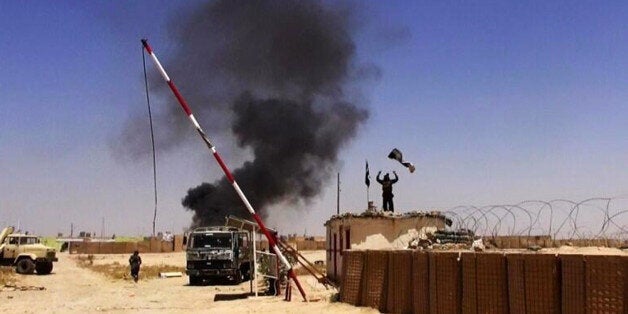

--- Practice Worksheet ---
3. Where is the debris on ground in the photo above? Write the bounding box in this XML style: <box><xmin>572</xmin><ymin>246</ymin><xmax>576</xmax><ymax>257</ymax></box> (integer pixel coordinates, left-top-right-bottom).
<box><xmin>471</xmin><ymin>238</ymin><xmax>485</xmax><ymax>251</ymax></box>
<box><xmin>527</xmin><ymin>245</ymin><xmax>542</xmax><ymax>252</ymax></box>
<box><xmin>159</xmin><ymin>272</ymin><xmax>183</xmax><ymax>278</ymax></box>
<box><xmin>1</xmin><ymin>284</ymin><xmax>46</xmax><ymax>292</ymax></box>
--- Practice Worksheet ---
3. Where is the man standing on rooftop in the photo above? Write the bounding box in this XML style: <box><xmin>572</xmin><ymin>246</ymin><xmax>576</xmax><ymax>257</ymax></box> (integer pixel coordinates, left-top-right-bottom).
<box><xmin>376</xmin><ymin>171</ymin><xmax>399</xmax><ymax>212</ymax></box>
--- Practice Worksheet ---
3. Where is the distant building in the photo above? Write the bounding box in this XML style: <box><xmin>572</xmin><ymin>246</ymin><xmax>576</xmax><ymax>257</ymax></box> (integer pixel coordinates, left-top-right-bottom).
<box><xmin>324</xmin><ymin>210</ymin><xmax>449</xmax><ymax>282</ymax></box>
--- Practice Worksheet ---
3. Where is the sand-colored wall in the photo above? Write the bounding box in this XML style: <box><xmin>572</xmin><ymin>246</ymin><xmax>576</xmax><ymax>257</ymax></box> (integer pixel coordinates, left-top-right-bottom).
<box><xmin>66</xmin><ymin>238</ymin><xmax>179</xmax><ymax>255</ymax></box>
<box><xmin>294</xmin><ymin>240</ymin><xmax>326</xmax><ymax>250</ymax></box>
<box><xmin>342</xmin><ymin>216</ymin><xmax>445</xmax><ymax>250</ymax></box>
<box><xmin>325</xmin><ymin>215</ymin><xmax>446</xmax><ymax>281</ymax></box>
<box><xmin>249</xmin><ymin>239</ymin><xmax>324</xmax><ymax>252</ymax></box>
<box><xmin>485</xmin><ymin>236</ymin><xmax>628</xmax><ymax>249</ymax></box>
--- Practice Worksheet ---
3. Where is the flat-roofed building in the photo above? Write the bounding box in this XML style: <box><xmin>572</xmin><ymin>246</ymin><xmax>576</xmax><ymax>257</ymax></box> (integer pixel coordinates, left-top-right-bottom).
<box><xmin>324</xmin><ymin>210</ymin><xmax>449</xmax><ymax>281</ymax></box>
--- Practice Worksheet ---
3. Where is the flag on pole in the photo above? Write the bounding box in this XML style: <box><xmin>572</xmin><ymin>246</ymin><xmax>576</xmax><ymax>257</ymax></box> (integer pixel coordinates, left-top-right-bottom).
<box><xmin>365</xmin><ymin>160</ymin><xmax>370</xmax><ymax>187</ymax></box>
<box><xmin>388</xmin><ymin>148</ymin><xmax>416</xmax><ymax>173</ymax></box>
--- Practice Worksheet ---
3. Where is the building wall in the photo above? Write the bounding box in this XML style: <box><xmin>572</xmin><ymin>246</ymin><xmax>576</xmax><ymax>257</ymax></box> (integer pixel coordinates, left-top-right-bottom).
<box><xmin>325</xmin><ymin>215</ymin><xmax>446</xmax><ymax>281</ymax></box>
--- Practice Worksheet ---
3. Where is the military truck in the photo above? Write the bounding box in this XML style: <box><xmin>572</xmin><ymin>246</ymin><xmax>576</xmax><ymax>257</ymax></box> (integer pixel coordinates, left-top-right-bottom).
<box><xmin>185</xmin><ymin>226</ymin><xmax>252</xmax><ymax>285</ymax></box>
<box><xmin>0</xmin><ymin>226</ymin><xmax>58</xmax><ymax>275</ymax></box>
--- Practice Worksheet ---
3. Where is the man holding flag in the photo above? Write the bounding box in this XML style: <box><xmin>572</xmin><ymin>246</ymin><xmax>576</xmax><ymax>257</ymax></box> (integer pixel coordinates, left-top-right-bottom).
<box><xmin>376</xmin><ymin>170</ymin><xmax>399</xmax><ymax>212</ymax></box>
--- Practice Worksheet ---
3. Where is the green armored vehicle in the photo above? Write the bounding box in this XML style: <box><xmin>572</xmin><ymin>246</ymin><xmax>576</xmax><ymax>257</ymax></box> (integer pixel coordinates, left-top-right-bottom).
<box><xmin>0</xmin><ymin>226</ymin><xmax>58</xmax><ymax>274</ymax></box>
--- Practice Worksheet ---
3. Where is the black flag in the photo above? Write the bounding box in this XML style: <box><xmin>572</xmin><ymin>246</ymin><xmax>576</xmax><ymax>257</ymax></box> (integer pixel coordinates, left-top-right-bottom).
<box><xmin>388</xmin><ymin>148</ymin><xmax>416</xmax><ymax>173</ymax></box>
<box><xmin>365</xmin><ymin>160</ymin><xmax>370</xmax><ymax>187</ymax></box>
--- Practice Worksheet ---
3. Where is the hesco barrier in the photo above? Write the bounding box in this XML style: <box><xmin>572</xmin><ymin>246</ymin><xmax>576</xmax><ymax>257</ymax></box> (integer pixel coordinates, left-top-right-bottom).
<box><xmin>67</xmin><ymin>236</ymin><xmax>184</xmax><ymax>254</ymax></box>
<box><xmin>339</xmin><ymin>250</ymin><xmax>627</xmax><ymax>314</ymax></box>
<box><xmin>340</xmin><ymin>250</ymin><xmax>364</xmax><ymax>305</ymax></box>
<box><xmin>476</xmin><ymin>253</ymin><xmax>509</xmax><ymax>313</ymax></box>
<box><xmin>412</xmin><ymin>251</ymin><xmax>430</xmax><ymax>314</ymax></box>
<box><xmin>525</xmin><ymin>254</ymin><xmax>560</xmax><ymax>313</ymax></box>
<box><xmin>561</xmin><ymin>254</ymin><xmax>585</xmax><ymax>314</ymax></box>
<box><xmin>461</xmin><ymin>253</ymin><xmax>477</xmax><ymax>314</ymax></box>
<box><xmin>507</xmin><ymin>254</ymin><xmax>526</xmax><ymax>313</ymax></box>
<box><xmin>488</xmin><ymin>236</ymin><xmax>627</xmax><ymax>249</ymax></box>
<box><xmin>430</xmin><ymin>252</ymin><xmax>461</xmax><ymax>314</ymax></box>
<box><xmin>586</xmin><ymin>255</ymin><xmax>625</xmax><ymax>312</ymax></box>
<box><xmin>388</xmin><ymin>251</ymin><xmax>413</xmax><ymax>313</ymax></box>
<box><xmin>362</xmin><ymin>250</ymin><xmax>389</xmax><ymax>312</ymax></box>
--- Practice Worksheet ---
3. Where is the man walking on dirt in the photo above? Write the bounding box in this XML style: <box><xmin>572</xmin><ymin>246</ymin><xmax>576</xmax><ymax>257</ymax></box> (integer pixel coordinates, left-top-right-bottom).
<box><xmin>376</xmin><ymin>171</ymin><xmax>399</xmax><ymax>212</ymax></box>
<box><xmin>129</xmin><ymin>250</ymin><xmax>142</xmax><ymax>282</ymax></box>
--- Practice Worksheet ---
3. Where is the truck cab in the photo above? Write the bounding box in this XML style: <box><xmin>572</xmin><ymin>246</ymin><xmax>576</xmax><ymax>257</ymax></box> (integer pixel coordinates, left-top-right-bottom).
<box><xmin>185</xmin><ymin>226</ymin><xmax>252</xmax><ymax>285</ymax></box>
<box><xmin>0</xmin><ymin>226</ymin><xmax>58</xmax><ymax>274</ymax></box>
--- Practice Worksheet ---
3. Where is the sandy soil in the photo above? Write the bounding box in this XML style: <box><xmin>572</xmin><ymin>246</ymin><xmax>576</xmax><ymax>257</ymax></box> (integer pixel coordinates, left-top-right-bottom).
<box><xmin>0</xmin><ymin>251</ymin><xmax>377</xmax><ymax>314</ymax></box>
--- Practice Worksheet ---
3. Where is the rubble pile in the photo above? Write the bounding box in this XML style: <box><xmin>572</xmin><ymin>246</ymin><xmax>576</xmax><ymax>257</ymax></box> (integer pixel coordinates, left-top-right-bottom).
<box><xmin>326</xmin><ymin>210</ymin><xmax>451</xmax><ymax>224</ymax></box>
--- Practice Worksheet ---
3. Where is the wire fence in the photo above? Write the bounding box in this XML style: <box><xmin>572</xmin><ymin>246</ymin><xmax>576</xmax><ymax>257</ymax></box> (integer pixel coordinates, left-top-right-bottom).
<box><xmin>442</xmin><ymin>197</ymin><xmax>628</xmax><ymax>240</ymax></box>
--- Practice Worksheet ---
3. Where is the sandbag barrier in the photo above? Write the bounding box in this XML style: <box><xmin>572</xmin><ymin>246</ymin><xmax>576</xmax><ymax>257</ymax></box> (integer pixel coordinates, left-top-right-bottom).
<box><xmin>339</xmin><ymin>250</ymin><xmax>627</xmax><ymax>314</ymax></box>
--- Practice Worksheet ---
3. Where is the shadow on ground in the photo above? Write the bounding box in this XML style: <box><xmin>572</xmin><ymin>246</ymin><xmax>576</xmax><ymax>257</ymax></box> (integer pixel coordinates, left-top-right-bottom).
<box><xmin>213</xmin><ymin>293</ymin><xmax>250</xmax><ymax>301</ymax></box>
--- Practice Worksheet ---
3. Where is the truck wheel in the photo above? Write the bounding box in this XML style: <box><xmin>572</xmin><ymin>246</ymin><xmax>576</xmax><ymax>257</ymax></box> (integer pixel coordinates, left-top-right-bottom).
<box><xmin>232</xmin><ymin>270</ymin><xmax>243</xmax><ymax>285</ymax></box>
<box><xmin>36</xmin><ymin>261</ymin><xmax>54</xmax><ymax>275</ymax></box>
<box><xmin>241</xmin><ymin>264</ymin><xmax>251</xmax><ymax>281</ymax></box>
<box><xmin>189</xmin><ymin>275</ymin><xmax>202</xmax><ymax>286</ymax></box>
<box><xmin>16</xmin><ymin>258</ymin><xmax>35</xmax><ymax>274</ymax></box>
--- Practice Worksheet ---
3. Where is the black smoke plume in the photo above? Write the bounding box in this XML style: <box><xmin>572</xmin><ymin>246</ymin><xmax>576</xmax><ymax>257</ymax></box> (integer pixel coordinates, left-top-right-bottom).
<box><xmin>122</xmin><ymin>0</ymin><xmax>372</xmax><ymax>227</ymax></box>
<box><xmin>183</xmin><ymin>93</ymin><xmax>366</xmax><ymax>226</ymax></box>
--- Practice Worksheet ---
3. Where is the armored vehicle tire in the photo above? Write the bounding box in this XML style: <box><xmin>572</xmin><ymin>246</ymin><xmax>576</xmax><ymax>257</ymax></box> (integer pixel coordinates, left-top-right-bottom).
<box><xmin>189</xmin><ymin>275</ymin><xmax>202</xmax><ymax>286</ymax></box>
<box><xmin>16</xmin><ymin>258</ymin><xmax>35</xmax><ymax>274</ymax></box>
<box><xmin>36</xmin><ymin>261</ymin><xmax>53</xmax><ymax>275</ymax></box>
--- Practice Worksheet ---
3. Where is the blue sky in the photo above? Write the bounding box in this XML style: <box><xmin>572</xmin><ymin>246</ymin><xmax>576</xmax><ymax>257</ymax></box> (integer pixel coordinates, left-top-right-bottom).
<box><xmin>1</xmin><ymin>1</ymin><xmax>626</xmax><ymax>236</ymax></box>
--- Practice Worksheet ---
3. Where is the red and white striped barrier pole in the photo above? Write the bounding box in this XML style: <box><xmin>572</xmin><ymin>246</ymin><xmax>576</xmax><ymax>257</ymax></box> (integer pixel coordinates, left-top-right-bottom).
<box><xmin>141</xmin><ymin>39</ymin><xmax>306</xmax><ymax>300</ymax></box>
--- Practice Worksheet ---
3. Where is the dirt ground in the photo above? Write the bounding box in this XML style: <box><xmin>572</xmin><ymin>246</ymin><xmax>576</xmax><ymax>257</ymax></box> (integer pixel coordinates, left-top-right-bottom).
<box><xmin>0</xmin><ymin>250</ymin><xmax>377</xmax><ymax>314</ymax></box>
<box><xmin>4</xmin><ymin>246</ymin><xmax>623</xmax><ymax>313</ymax></box>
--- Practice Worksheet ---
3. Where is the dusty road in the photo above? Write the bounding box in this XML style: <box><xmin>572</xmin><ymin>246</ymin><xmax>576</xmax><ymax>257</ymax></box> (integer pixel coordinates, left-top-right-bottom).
<box><xmin>0</xmin><ymin>252</ymin><xmax>377</xmax><ymax>314</ymax></box>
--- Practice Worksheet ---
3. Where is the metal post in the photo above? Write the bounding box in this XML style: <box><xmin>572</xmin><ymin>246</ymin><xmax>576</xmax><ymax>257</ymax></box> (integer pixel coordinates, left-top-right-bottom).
<box><xmin>253</xmin><ymin>230</ymin><xmax>257</xmax><ymax>297</ymax></box>
<box><xmin>337</xmin><ymin>173</ymin><xmax>340</xmax><ymax>215</ymax></box>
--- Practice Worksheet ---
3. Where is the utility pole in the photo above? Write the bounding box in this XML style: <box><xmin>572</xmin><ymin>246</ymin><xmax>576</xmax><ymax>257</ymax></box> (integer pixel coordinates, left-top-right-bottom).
<box><xmin>336</xmin><ymin>172</ymin><xmax>340</xmax><ymax>215</ymax></box>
